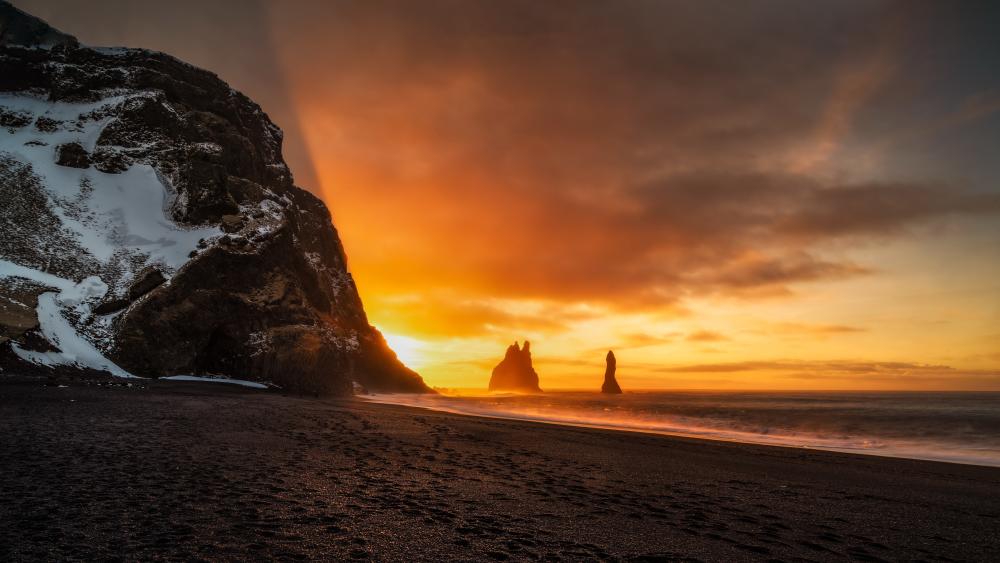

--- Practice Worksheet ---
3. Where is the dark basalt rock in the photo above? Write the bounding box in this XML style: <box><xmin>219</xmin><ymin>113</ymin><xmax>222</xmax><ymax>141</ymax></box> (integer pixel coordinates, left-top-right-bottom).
<box><xmin>19</xmin><ymin>328</ymin><xmax>59</xmax><ymax>353</ymax></box>
<box><xmin>0</xmin><ymin>280</ymin><xmax>48</xmax><ymax>342</ymax></box>
<box><xmin>0</xmin><ymin>2</ymin><xmax>78</xmax><ymax>49</ymax></box>
<box><xmin>127</xmin><ymin>267</ymin><xmax>166</xmax><ymax>301</ymax></box>
<box><xmin>601</xmin><ymin>350</ymin><xmax>622</xmax><ymax>394</ymax></box>
<box><xmin>55</xmin><ymin>142</ymin><xmax>90</xmax><ymax>168</ymax></box>
<box><xmin>0</xmin><ymin>107</ymin><xmax>30</xmax><ymax>129</ymax></box>
<box><xmin>93</xmin><ymin>298</ymin><xmax>129</xmax><ymax>316</ymax></box>
<box><xmin>91</xmin><ymin>148</ymin><xmax>128</xmax><ymax>173</ymax></box>
<box><xmin>0</xmin><ymin>2</ymin><xmax>431</xmax><ymax>395</ymax></box>
<box><xmin>489</xmin><ymin>341</ymin><xmax>542</xmax><ymax>392</ymax></box>
<box><xmin>34</xmin><ymin>116</ymin><xmax>59</xmax><ymax>132</ymax></box>
<box><xmin>220</xmin><ymin>214</ymin><xmax>244</xmax><ymax>233</ymax></box>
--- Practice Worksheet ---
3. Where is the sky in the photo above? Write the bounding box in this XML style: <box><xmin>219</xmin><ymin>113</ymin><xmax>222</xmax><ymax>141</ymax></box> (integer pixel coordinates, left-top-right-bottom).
<box><xmin>14</xmin><ymin>0</ymin><xmax>1000</xmax><ymax>390</ymax></box>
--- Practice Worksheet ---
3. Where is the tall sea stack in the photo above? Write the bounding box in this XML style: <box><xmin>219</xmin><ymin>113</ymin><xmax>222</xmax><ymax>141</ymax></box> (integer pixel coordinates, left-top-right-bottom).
<box><xmin>488</xmin><ymin>341</ymin><xmax>542</xmax><ymax>392</ymax></box>
<box><xmin>601</xmin><ymin>350</ymin><xmax>622</xmax><ymax>394</ymax></box>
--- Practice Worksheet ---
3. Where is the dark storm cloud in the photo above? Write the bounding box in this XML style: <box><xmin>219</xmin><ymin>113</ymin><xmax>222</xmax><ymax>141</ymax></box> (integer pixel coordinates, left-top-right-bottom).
<box><xmin>416</xmin><ymin>172</ymin><xmax>995</xmax><ymax>306</ymax></box>
<box><xmin>268</xmin><ymin>0</ymin><xmax>1000</xmax><ymax>305</ymax></box>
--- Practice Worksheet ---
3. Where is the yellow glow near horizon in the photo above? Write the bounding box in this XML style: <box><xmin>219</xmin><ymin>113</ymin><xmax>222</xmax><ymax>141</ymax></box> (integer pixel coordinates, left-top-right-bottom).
<box><xmin>381</xmin><ymin>332</ymin><xmax>428</xmax><ymax>371</ymax></box>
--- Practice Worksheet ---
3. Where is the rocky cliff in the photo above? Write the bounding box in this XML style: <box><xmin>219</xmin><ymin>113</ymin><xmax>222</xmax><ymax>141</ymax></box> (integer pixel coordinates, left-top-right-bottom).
<box><xmin>0</xmin><ymin>2</ymin><xmax>430</xmax><ymax>394</ymax></box>
<box><xmin>489</xmin><ymin>341</ymin><xmax>542</xmax><ymax>392</ymax></box>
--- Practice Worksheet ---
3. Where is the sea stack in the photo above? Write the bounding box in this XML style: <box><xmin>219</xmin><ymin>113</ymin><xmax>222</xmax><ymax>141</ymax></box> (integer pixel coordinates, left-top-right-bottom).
<box><xmin>489</xmin><ymin>341</ymin><xmax>542</xmax><ymax>392</ymax></box>
<box><xmin>601</xmin><ymin>350</ymin><xmax>622</xmax><ymax>394</ymax></box>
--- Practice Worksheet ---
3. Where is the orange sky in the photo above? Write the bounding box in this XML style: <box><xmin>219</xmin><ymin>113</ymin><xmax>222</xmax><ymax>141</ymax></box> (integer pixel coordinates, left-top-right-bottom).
<box><xmin>18</xmin><ymin>0</ymin><xmax>1000</xmax><ymax>390</ymax></box>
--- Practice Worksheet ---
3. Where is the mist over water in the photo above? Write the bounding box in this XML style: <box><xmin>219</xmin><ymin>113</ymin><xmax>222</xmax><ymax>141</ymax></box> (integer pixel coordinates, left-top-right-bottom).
<box><xmin>366</xmin><ymin>391</ymin><xmax>1000</xmax><ymax>467</ymax></box>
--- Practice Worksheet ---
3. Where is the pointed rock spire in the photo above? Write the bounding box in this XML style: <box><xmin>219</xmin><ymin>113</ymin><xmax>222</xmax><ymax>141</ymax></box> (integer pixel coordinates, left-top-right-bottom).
<box><xmin>601</xmin><ymin>350</ymin><xmax>622</xmax><ymax>394</ymax></box>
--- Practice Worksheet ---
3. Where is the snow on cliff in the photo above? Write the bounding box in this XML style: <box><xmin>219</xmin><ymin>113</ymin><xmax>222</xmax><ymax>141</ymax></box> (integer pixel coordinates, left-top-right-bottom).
<box><xmin>0</xmin><ymin>92</ymin><xmax>219</xmax><ymax>373</ymax></box>
<box><xmin>0</xmin><ymin>260</ymin><xmax>131</xmax><ymax>375</ymax></box>
<box><xmin>0</xmin><ymin>2</ymin><xmax>431</xmax><ymax>393</ymax></box>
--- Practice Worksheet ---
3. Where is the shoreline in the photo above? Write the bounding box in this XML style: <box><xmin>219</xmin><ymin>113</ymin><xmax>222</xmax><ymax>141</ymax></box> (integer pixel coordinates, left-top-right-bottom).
<box><xmin>2</xmin><ymin>380</ymin><xmax>998</xmax><ymax>560</ymax></box>
<box><xmin>362</xmin><ymin>392</ymin><xmax>1000</xmax><ymax>469</ymax></box>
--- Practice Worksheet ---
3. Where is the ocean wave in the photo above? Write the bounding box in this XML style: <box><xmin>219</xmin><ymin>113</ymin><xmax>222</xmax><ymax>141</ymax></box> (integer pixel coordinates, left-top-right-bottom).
<box><xmin>363</xmin><ymin>391</ymin><xmax>1000</xmax><ymax>467</ymax></box>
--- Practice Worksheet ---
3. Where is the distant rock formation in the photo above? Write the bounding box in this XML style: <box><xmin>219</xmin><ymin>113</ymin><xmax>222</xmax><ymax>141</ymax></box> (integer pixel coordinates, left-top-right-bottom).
<box><xmin>601</xmin><ymin>350</ymin><xmax>622</xmax><ymax>394</ymax></box>
<box><xmin>489</xmin><ymin>341</ymin><xmax>542</xmax><ymax>392</ymax></box>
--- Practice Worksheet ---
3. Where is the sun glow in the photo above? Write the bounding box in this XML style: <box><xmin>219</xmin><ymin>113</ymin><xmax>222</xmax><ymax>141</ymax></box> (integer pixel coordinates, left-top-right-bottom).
<box><xmin>381</xmin><ymin>331</ymin><xmax>427</xmax><ymax>370</ymax></box>
<box><xmin>279</xmin><ymin>2</ymin><xmax>1000</xmax><ymax>392</ymax></box>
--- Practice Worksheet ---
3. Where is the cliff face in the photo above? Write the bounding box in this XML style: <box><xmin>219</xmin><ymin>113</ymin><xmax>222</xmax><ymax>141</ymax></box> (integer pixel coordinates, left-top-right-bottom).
<box><xmin>0</xmin><ymin>3</ymin><xmax>430</xmax><ymax>394</ymax></box>
<box><xmin>489</xmin><ymin>341</ymin><xmax>542</xmax><ymax>393</ymax></box>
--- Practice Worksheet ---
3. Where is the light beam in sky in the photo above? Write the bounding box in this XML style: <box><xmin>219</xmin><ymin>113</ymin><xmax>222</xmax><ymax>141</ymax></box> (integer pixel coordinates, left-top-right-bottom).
<box><xmin>381</xmin><ymin>331</ymin><xmax>428</xmax><ymax>371</ymax></box>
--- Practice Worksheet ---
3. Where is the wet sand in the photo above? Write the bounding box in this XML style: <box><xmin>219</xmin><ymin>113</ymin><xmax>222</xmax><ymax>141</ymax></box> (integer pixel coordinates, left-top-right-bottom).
<box><xmin>0</xmin><ymin>380</ymin><xmax>998</xmax><ymax>561</ymax></box>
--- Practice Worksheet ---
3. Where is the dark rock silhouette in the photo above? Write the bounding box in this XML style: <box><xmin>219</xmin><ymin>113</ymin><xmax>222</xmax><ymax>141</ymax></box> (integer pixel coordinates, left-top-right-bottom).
<box><xmin>489</xmin><ymin>341</ymin><xmax>542</xmax><ymax>392</ymax></box>
<box><xmin>601</xmin><ymin>350</ymin><xmax>622</xmax><ymax>394</ymax></box>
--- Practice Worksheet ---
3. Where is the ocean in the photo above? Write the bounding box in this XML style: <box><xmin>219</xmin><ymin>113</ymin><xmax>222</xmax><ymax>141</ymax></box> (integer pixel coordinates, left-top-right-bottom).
<box><xmin>365</xmin><ymin>390</ymin><xmax>1000</xmax><ymax>467</ymax></box>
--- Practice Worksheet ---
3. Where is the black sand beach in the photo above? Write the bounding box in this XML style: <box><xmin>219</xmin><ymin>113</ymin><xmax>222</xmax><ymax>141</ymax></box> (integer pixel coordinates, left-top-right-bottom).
<box><xmin>1</xmin><ymin>380</ymin><xmax>998</xmax><ymax>561</ymax></box>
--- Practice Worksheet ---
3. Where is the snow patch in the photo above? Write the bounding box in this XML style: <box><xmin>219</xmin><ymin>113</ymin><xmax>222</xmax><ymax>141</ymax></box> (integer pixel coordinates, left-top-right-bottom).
<box><xmin>0</xmin><ymin>93</ymin><xmax>219</xmax><ymax>273</ymax></box>
<box><xmin>0</xmin><ymin>260</ymin><xmax>133</xmax><ymax>377</ymax></box>
<box><xmin>1</xmin><ymin>92</ymin><xmax>222</xmax><ymax>366</ymax></box>
<box><xmin>0</xmin><ymin>259</ymin><xmax>74</xmax><ymax>292</ymax></box>
<box><xmin>0</xmin><ymin>93</ymin><xmax>221</xmax><ymax>270</ymax></box>
<box><xmin>160</xmin><ymin>375</ymin><xmax>268</xmax><ymax>389</ymax></box>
